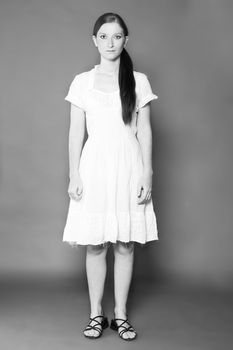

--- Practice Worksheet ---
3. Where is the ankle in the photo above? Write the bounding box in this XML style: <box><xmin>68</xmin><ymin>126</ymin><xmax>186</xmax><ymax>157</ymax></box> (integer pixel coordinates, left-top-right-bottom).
<box><xmin>90</xmin><ymin>305</ymin><xmax>103</xmax><ymax>318</ymax></box>
<box><xmin>114</xmin><ymin>307</ymin><xmax>127</xmax><ymax>319</ymax></box>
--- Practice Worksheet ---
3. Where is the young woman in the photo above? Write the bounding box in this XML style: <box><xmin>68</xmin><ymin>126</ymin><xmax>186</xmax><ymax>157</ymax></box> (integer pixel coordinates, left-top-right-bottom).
<box><xmin>63</xmin><ymin>12</ymin><xmax>159</xmax><ymax>341</ymax></box>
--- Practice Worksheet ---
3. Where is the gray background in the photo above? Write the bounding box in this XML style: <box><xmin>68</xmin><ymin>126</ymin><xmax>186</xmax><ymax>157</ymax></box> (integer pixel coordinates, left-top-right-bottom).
<box><xmin>1</xmin><ymin>1</ymin><xmax>233</xmax><ymax>349</ymax></box>
<box><xmin>1</xmin><ymin>0</ymin><xmax>233</xmax><ymax>289</ymax></box>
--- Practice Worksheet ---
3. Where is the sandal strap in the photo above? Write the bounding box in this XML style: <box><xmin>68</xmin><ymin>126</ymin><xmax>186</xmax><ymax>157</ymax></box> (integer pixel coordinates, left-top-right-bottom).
<box><xmin>119</xmin><ymin>326</ymin><xmax>135</xmax><ymax>337</ymax></box>
<box><xmin>84</xmin><ymin>315</ymin><xmax>106</xmax><ymax>333</ymax></box>
<box><xmin>113</xmin><ymin>318</ymin><xmax>136</xmax><ymax>336</ymax></box>
<box><xmin>85</xmin><ymin>324</ymin><xmax>102</xmax><ymax>334</ymax></box>
<box><xmin>114</xmin><ymin>317</ymin><xmax>129</xmax><ymax>325</ymax></box>
<box><xmin>89</xmin><ymin>315</ymin><xmax>105</xmax><ymax>326</ymax></box>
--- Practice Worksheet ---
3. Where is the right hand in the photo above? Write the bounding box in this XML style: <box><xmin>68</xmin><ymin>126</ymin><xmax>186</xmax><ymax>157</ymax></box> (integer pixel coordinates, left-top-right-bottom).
<box><xmin>68</xmin><ymin>173</ymin><xmax>83</xmax><ymax>201</ymax></box>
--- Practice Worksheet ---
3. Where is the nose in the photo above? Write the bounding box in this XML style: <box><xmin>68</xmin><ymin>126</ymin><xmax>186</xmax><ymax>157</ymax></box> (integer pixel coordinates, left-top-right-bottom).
<box><xmin>107</xmin><ymin>37</ymin><xmax>114</xmax><ymax>47</ymax></box>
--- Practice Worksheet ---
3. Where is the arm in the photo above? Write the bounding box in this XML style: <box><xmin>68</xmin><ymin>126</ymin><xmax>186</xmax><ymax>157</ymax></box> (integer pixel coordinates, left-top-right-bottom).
<box><xmin>68</xmin><ymin>104</ymin><xmax>86</xmax><ymax>200</ymax></box>
<box><xmin>68</xmin><ymin>103</ymin><xmax>86</xmax><ymax>178</ymax></box>
<box><xmin>136</xmin><ymin>103</ymin><xmax>153</xmax><ymax>204</ymax></box>
<box><xmin>137</xmin><ymin>103</ymin><xmax>153</xmax><ymax>176</ymax></box>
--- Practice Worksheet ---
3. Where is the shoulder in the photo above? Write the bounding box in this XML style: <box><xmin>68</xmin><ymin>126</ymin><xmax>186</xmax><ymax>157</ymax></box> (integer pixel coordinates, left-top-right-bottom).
<box><xmin>70</xmin><ymin>69</ymin><xmax>91</xmax><ymax>87</ymax></box>
<box><xmin>133</xmin><ymin>71</ymin><xmax>147</xmax><ymax>79</ymax></box>
<box><xmin>133</xmin><ymin>71</ymin><xmax>151</xmax><ymax>89</ymax></box>
<box><xmin>133</xmin><ymin>70</ymin><xmax>147</xmax><ymax>81</ymax></box>
<box><xmin>68</xmin><ymin>66</ymin><xmax>94</xmax><ymax>88</ymax></box>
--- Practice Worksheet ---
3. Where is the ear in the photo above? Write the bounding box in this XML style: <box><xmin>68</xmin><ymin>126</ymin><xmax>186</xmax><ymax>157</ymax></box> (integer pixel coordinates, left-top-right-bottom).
<box><xmin>124</xmin><ymin>36</ymin><xmax>129</xmax><ymax>48</ymax></box>
<box><xmin>92</xmin><ymin>35</ymin><xmax>98</xmax><ymax>47</ymax></box>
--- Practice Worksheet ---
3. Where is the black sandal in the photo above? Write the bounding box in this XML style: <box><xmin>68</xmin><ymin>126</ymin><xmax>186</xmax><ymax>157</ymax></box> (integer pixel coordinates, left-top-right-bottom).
<box><xmin>110</xmin><ymin>317</ymin><xmax>137</xmax><ymax>341</ymax></box>
<box><xmin>83</xmin><ymin>315</ymin><xmax>109</xmax><ymax>339</ymax></box>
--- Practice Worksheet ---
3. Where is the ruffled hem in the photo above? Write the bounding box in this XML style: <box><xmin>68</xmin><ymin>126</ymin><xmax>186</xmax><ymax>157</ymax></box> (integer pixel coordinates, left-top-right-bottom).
<box><xmin>62</xmin><ymin>210</ymin><xmax>159</xmax><ymax>246</ymax></box>
<box><xmin>63</xmin><ymin>237</ymin><xmax>159</xmax><ymax>250</ymax></box>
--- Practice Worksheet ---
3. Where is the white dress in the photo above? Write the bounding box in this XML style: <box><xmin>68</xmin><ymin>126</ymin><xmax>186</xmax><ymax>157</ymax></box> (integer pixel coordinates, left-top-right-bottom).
<box><xmin>63</xmin><ymin>65</ymin><xmax>159</xmax><ymax>246</ymax></box>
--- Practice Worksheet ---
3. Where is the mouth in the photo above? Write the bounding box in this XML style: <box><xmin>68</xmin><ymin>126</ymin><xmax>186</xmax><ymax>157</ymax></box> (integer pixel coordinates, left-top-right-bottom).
<box><xmin>106</xmin><ymin>50</ymin><xmax>115</xmax><ymax>52</ymax></box>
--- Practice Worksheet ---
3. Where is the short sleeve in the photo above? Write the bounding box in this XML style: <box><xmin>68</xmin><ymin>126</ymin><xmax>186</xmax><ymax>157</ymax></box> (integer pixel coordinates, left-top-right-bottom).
<box><xmin>137</xmin><ymin>73</ymin><xmax>158</xmax><ymax>110</ymax></box>
<box><xmin>64</xmin><ymin>74</ymin><xmax>85</xmax><ymax>110</ymax></box>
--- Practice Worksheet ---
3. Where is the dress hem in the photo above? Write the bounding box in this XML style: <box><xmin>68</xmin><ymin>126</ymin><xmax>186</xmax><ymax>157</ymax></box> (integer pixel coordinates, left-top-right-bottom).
<box><xmin>62</xmin><ymin>235</ymin><xmax>159</xmax><ymax>249</ymax></box>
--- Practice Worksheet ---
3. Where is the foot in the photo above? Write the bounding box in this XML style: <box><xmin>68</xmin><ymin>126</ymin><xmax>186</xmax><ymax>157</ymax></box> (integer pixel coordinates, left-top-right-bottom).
<box><xmin>83</xmin><ymin>315</ymin><xmax>108</xmax><ymax>339</ymax></box>
<box><xmin>111</xmin><ymin>314</ymin><xmax>137</xmax><ymax>340</ymax></box>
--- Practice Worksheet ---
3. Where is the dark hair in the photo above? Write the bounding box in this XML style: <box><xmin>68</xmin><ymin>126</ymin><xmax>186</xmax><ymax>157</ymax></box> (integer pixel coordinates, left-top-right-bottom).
<box><xmin>93</xmin><ymin>13</ymin><xmax>136</xmax><ymax>125</ymax></box>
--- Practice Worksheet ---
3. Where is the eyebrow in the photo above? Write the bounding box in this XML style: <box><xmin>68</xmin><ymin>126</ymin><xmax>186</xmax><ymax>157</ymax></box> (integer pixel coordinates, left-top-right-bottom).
<box><xmin>98</xmin><ymin>32</ymin><xmax>124</xmax><ymax>35</ymax></box>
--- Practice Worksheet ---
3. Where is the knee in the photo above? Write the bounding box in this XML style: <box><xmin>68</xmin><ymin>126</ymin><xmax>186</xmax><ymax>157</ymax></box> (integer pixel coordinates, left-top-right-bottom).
<box><xmin>87</xmin><ymin>244</ymin><xmax>108</xmax><ymax>256</ymax></box>
<box><xmin>113</xmin><ymin>241</ymin><xmax>134</xmax><ymax>256</ymax></box>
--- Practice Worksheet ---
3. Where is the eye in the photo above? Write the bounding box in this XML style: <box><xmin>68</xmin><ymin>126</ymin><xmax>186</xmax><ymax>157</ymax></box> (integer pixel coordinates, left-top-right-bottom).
<box><xmin>114</xmin><ymin>35</ymin><xmax>123</xmax><ymax>39</ymax></box>
<box><xmin>99</xmin><ymin>34</ymin><xmax>107</xmax><ymax>39</ymax></box>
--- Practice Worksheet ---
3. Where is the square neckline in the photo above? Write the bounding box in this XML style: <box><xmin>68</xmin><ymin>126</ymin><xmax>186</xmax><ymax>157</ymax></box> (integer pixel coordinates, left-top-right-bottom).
<box><xmin>91</xmin><ymin>65</ymin><xmax>120</xmax><ymax>95</ymax></box>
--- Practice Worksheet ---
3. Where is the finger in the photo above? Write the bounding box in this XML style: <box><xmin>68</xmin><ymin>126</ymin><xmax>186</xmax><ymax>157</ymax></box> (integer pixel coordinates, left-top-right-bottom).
<box><xmin>69</xmin><ymin>193</ymin><xmax>75</xmax><ymax>200</ymax></box>
<box><xmin>139</xmin><ymin>187</ymin><xmax>148</xmax><ymax>201</ymax></box>
<box><xmin>145</xmin><ymin>190</ymin><xmax>152</xmax><ymax>201</ymax></box>
<box><xmin>75</xmin><ymin>190</ymin><xmax>83</xmax><ymax>200</ymax></box>
<box><xmin>137</xmin><ymin>191</ymin><xmax>147</xmax><ymax>204</ymax></box>
<box><xmin>138</xmin><ymin>196</ymin><xmax>146</xmax><ymax>204</ymax></box>
<box><xmin>74</xmin><ymin>195</ymin><xmax>82</xmax><ymax>201</ymax></box>
<box><xmin>69</xmin><ymin>192</ymin><xmax>82</xmax><ymax>201</ymax></box>
<box><xmin>137</xmin><ymin>186</ymin><xmax>143</xmax><ymax>198</ymax></box>
<box><xmin>140</xmin><ymin>187</ymin><xmax>152</xmax><ymax>204</ymax></box>
<box><xmin>76</xmin><ymin>193</ymin><xmax>83</xmax><ymax>200</ymax></box>
<box><xmin>77</xmin><ymin>188</ymin><xmax>83</xmax><ymax>196</ymax></box>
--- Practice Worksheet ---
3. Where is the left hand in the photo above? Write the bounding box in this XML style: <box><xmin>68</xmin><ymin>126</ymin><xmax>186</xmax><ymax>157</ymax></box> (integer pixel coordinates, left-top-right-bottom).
<box><xmin>137</xmin><ymin>172</ymin><xmax>153</xmax><ymax>205</ymax></box>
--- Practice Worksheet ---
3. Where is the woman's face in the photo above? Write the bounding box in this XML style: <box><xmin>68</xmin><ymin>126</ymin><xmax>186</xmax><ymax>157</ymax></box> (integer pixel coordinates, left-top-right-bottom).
<box><xmin>93</xmin><ymin>22</ymin><xmax>128</xmax><ymax>61</ymax></box>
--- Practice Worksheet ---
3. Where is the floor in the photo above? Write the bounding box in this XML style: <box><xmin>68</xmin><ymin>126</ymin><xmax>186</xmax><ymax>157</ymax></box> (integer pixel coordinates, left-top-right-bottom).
<box><xmin>0</xmin><ymin>277</ymin><xmax>232</xmax><ymax>350</ymax></box>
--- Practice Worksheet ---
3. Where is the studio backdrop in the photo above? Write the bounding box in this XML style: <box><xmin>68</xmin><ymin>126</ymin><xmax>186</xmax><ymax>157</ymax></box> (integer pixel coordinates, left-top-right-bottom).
<box><xmin>1</xmin><ymin>0</ymin><xmax>233</xmax><ymax>290</ymax></box>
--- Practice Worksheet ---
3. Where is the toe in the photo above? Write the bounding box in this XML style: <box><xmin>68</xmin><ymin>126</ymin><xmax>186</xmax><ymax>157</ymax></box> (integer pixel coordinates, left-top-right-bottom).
<box><xmin>123</xmin><ymin>331</ymin><xmax>129</xmax><ymax>339</ymax></box>
<box><xmin>84</xmin><ymin>329</ymin><xmax>99</xmax><ymax>337</ymax></box>
<box><xmin>123</xmin><ymin>330</ymin><xmax>136</xmax><ymax>340</ymax></box>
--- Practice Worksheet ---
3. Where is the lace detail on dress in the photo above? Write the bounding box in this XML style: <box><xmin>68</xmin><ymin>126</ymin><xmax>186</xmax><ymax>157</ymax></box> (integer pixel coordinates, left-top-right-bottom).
<box><xmin>88</xmin><ymin>90</ymin><xmax>121</xmax><ymax>109</ymax></box>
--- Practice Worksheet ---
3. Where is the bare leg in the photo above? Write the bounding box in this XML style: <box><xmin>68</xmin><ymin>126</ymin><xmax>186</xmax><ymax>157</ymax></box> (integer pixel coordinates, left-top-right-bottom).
<box><xmin>83</xmin><ymin>244</ymin><xmax>108</xmax><ymax>337</ymax></box>
<box><xmin>113</xmin><ymin>241</ymin><xmax>136</xmax><ymax>340</ymax></box>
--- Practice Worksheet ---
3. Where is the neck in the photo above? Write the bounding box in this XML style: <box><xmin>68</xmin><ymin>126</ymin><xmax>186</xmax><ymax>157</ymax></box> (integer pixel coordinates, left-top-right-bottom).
<box><xmin>97</xmin><ymin>57</ymin><xmax>120</xmax><ymax>76</ymax></box>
